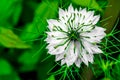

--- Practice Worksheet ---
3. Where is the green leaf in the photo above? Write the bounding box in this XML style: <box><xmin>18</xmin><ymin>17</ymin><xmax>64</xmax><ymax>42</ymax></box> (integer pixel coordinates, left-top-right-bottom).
<box><xmin>0</xmin><ymin>73</ymin><xmax>20</xmax><ymax>80</ymax></box>
<box><xmin>34</xmin><ymin>0</ymin><xmax>58</xmax><ymax>34</ymax></box>
<box><xmin>0</xmin><ymin>59</ymin><xmax>12</xmax><ymax>75</ymax></box>
<box><xmin>18</xmin><ymin>43</ymin><xmax>46</xmax><ymax>71</ymax></box>
<box><xmin>20</xmin><ymin>23</ymin><xmax>40</xmax><ymax>40</ymax></box>
<box><xmin>0</xmin><ymin>27</ymin><xmax>30</xmax><ymax>48</ymax></box>
<box><xmin>18</xmin><ymin>51</ymin><xmax>39</xmax><ymax>72</ymax></box>
<box><xmin>112</xmin><ymin>56</ymin><xmax>120</xmax><ymax>80</ymax></box>
<box><xmin>71</xmin><ymin>0</ymin><xmax>103</xmax><ymax>12</ymax></box>
<box><xmin>96</xmin><ymin>0</ymin><xmax>108</xmax><ymax>9</ymax></box>
<box><xmin>0</xmin><ymin>59</ymin><xmax>20</xmax><ymax>80</ymax></box>
<box><xmin>37</xmin><ymin>56</ymin><xmax>54</xmax><ymax>80</ymax></box>
<box><xmin>11</xmin><ymin>1</ymin><xmax>22</xmax><ymax>25</ymax></box>
<box><xmin>0</xmin><ymin>0</ymin><xmax>14</xmax><ymax>23</ymax></box>
<box><xmin>18</xmin><ymin>51</ymin><xmax>40</xmax><ymax>65</ymax></box>
<box><xmin>47</xmin><ymin>75</ymin><xmax>55</xmax><ymax>80</ymax></box>
<box><xmin>0</xmin><ymin>0</ymin><xmax>22</xmax><ymax>25</ymax></box>
<box><xmin>21</xmin><ymin>1</ymin><xmax>58</xmax><ymax>41</ymax></box>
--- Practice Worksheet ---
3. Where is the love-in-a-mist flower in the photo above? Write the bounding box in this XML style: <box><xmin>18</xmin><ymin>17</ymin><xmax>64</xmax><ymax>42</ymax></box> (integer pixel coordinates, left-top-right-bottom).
<box><xmin>45</xmin><ymin>5</ymin><xmax>106</xmax><ymax>67</ymax></box>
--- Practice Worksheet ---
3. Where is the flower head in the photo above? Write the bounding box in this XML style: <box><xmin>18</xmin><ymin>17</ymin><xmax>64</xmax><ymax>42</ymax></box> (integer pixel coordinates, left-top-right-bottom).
<box><xmin>45</xmin><ymin>5</ymin><xmax>106</xmax><ymax>67</ymax></box>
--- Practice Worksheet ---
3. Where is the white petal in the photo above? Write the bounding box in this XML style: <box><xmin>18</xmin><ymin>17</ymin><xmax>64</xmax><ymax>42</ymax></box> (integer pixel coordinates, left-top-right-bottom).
<box><xmin>74</xmin><ymin>13</ymin><xmax>79</xmax><ymax>28</ymax></box>
<box><xmin>91</xmin><ymin>45</ymin><xmax>103</xmax><ymax>54</ymax></box>
<box><xmin>65</xmin><ymin>41</ymin><xmax>77</xmax><ymax>66</ymax></box>
<box><xmin>45</xmin><ymin>37</ymin><xmax>60</xmax><ymax>44</ymax></box>
<box><xmin>81</xmin><ymin>49</ymin><xmax>89</xmax><ymax>66</ymax></box>
<box><xmin>92</xmin><ymin>15</ymin><xmax>100</xmax><ymax>25</ymax></box>
<box><xmin>75</xmin><ymin>59</ymin><xmax>82</xmax><ymax>67</ymax></box>
<box><xmin>68</xmin><ymin>4</ymin><xmax>74</xmax><ymax>13</ymax></box>
<box><xmin>46</xmin><ymin>34</ymin><xmax>67</xmax><ymax>45</ymax></box>
<box><xmin>82</xmin><ymin>40</ymin><xmax>93</xmax><ymax>54</ymax></box>
<box><xmin>93</xmin><ymin>26</ymin><xmax>106</xmax><ymax>34</ymax></box>
<box><xmin>83</xmin><ymin>11</ymin><xmax>94</xmax><ymax>24</ymax></box>
<box><xmin>47</xmin><ymin>19</ymin><xmax>56</xmax><ymax>31</ymax></box>
<box><xmin>74</xmin><ymin>41</ymin><xmax>81</xmax><ymax>67</ymax></box>
<box><xmin>47</xmin><ymin>45</ymin><xmax>54</xmax><ymax>54</ymax></box>
<box><xmin>47</xmin><ymin>19</ymin><xmax>67</xmax><ymax>31</ymax></box>
<box><xmin>79</xmin><ymin>8</ymin><xmax>87</xmax><ymax>24</ymax></box>
<box><xmin>47</xmin><ymin>38</ymin><xmax>69</xmax><ymax>55</ymax></box>
<box><xmin>81</xmin><ymin>26</ymin><xmax>106</xmax><ymax>43</ymax></box>
<box><xmin>80</xmin><ymin>8</ymin><xmax>87</xmax><ymax>15</ymax></box>
<box><xmin>87</xmin><ymin>54</ymin><xmax>94</xmax><ymax>63</ymax></box>
<box><xmin>46</xmin><ymin>31</ymin><xmax>66</xmax><ymax>38</ymax></box>
<box><xmin>82</xmin><ymin>53</ymin><xmax>94</xmax><ymax>65</ymax></box>
<box><xmin>61</xmin><ymin>59</ymin><xmax>65</xmax><ymax>65</ymax></box>
<box><xmin>59</xmin><ymin>8</ymin><xmax>66</xmax><ymax>18</ymax></box>
<box><xmin>75</xmin><ymin>41</ymin><xmax>81</xmax><ymax>56</ymax></box>
<box><xmin>59</xmin><ymin>8</ymin><xmax>70</xmax><ymax>24</ymax></box>
<box><xmin>80</xmin><ymin>25</ymin><xmax>94</xmax><ymax>32</ymax></box>
<box><xmin>49</xmin><ymin>41</ymin><xmax>68</xmax><ymax>55</ymax></box>
<box><xmin>55</xmin><ymin>54</ymin><xmax>64</xmax><ymax>61</ymax></box>
<box><xmin>49</xmin><ymin>46</ymin><xmax>64</xmax><ymax>55</ymax></box>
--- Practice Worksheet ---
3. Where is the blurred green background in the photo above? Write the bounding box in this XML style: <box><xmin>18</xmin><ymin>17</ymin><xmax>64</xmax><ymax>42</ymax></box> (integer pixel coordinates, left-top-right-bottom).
<box><xmin>0</xmin><ymin>0</ymin><xmax>120</xmax><ymax>80</ymax></box>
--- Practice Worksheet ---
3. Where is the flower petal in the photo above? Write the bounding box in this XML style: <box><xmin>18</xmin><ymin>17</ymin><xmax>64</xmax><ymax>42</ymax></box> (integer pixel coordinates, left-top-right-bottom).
<box><xmin>83</xmin><ymin>11</ymin><xmax>94</xmax><ymax>24</ymax></box>
<box><xmin>46</xmin><ymin>31</ymin><xmax>67</xmax><ymax>38</ymax></box>
<box><xmin>91</xmin><ymin>45</ymin><xmax>103</xmax><ymax>54</ymax></box>
<box><xmin>59</xmin><ymin>8</ymin><xmax>66</xmax><ymax>18</ymax></box>
<box><xmin>65</xmin><ymin>41</ymin><xmax>77</xmax><ymax>66</ymax></box>
<box><xmin>48</xmin><ymin>41</ymin><xmax>68</xmax><ymax>55</ymax></box>
<box><xmin>61</xmin><ymin>59</ymin><xmax>66</xmax><ymax>65</ymax></box>
<box><xmin>79</xmin><ymin>8</ymin><xmax>87</xmax><ymax>24</ymax></box>
<box><xmin>75</xmin><ymin>59</ymin><xmax>82</xmax><ymax>67</ymax></box>
<box><xmin>81</xmin><ymin>49</ymin><xmax>89</xmax><ymax>66</ymax></box>
<box><xmin>47</xmin><ymin>19</ymin><xmax>67</xmax><ymax>31</ymax></box>
<box><xmin>47</xmin><ymin>39</ymin><xmax>69</xmax><ymax>55</ymax></box>
<box><xmin>55</xmin><ymin>54</ymin><xmax>64</xmax><ymax>61</ymax></box>
<box><xmin>68</xmin><ymin>4</ymin><xmax>74</xmax><ymax>13</ymax></box>
<box><xmin>81</xmin><ymin>26</ymin><xmax>106</xmax><ymax>43</ymax></box>
<box><xmin>82</xmin><ymin>40</ymin><xmax>93</xmax><ymax>54</ymax></box>
<box><xmin>91</xmin><ymin>15</ymin><xmax>100</xmax><ymax>25</ymax></box>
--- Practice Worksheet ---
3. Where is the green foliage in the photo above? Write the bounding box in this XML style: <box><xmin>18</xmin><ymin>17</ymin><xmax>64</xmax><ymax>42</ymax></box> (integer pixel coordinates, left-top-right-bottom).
<box><xmin>18</xmin><ymin>51</ymin><xmax>40</xmax><ymax>71</ymax></box>
<box><xmin>19</xmin><ymin>0</ymin><xmax>58</xmax><ymax>73</ymax></box>
<box><xmin>0</xmin><ymin>0</ymin><xmax>22</xmax><ymax>25</ymax></box>
<box><xmin>21</xmin><ymin>0</ymin><xmax>58</xmax><ymax>40</ymax></box>
<box><xmin>47</xmin><ymin>75</ymin><xmax>55</xmax><ymax>80</ymax></box>
<box><xmin>0</xmin><ymin>59</ymin><xmax>12</xmax><ymax>75</ymax></box>
<box><xmin>34</xmin><ymin>0</ymin><xmax>58</xmax><ymax>34</ymax></box>
<box><xmin>71</xmin><ymin>0</ymin><xmax>103</xmax><ymax>12</ymax></box>
<box><xmin>0</xmin><ymin>0</ymin><xmax>119</xmax><ymax>80</ymax></box>
<box><xmin>0</xmin><ymin>27</ymin><xmax>30</xmax><ymax>48</ymax></box>
<box><xmin>18</xmin><ymin>42</ymin><xmax>46</xmax><ymax>71</ymax></box>
<box><xmin>96</xmin><ymin>0</ymin><xmax>108</xmax><ymax>9</ymax></box>
<box><xmin>20</xmin><ymin>23</ymin><xmax>40</xmax><ymax>41</ymax></box>
<box><xmin>112</xmin><ymin>55</ymin><xmax>120</xmax><ymax>80</ymax></box>
<box><xmin>0</xmin><ymin>59</ymin><xmax>20</xmax><ymax>80</ymax></box>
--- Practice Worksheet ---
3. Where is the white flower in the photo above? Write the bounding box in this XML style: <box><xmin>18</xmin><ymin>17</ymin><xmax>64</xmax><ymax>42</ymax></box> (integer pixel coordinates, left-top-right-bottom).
<box><xmin>45</xmin><ymin>4</ymin><xmax>106</xmax><ymax>67</ymax></box>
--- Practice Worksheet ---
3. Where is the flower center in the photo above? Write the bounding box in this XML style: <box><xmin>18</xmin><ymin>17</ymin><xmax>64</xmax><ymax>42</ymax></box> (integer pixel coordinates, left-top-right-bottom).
<box><xmin>68</xmin><ymin>30</ymin><xmax>79</xmax><ymax>41</ymax></box>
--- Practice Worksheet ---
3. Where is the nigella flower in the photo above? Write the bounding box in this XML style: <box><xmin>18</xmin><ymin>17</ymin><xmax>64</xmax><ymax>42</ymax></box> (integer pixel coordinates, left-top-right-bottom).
<box><xmin>45</xmin><ymin>5</ymin><xmax>106</xmax><ymax>67</ymax></box>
